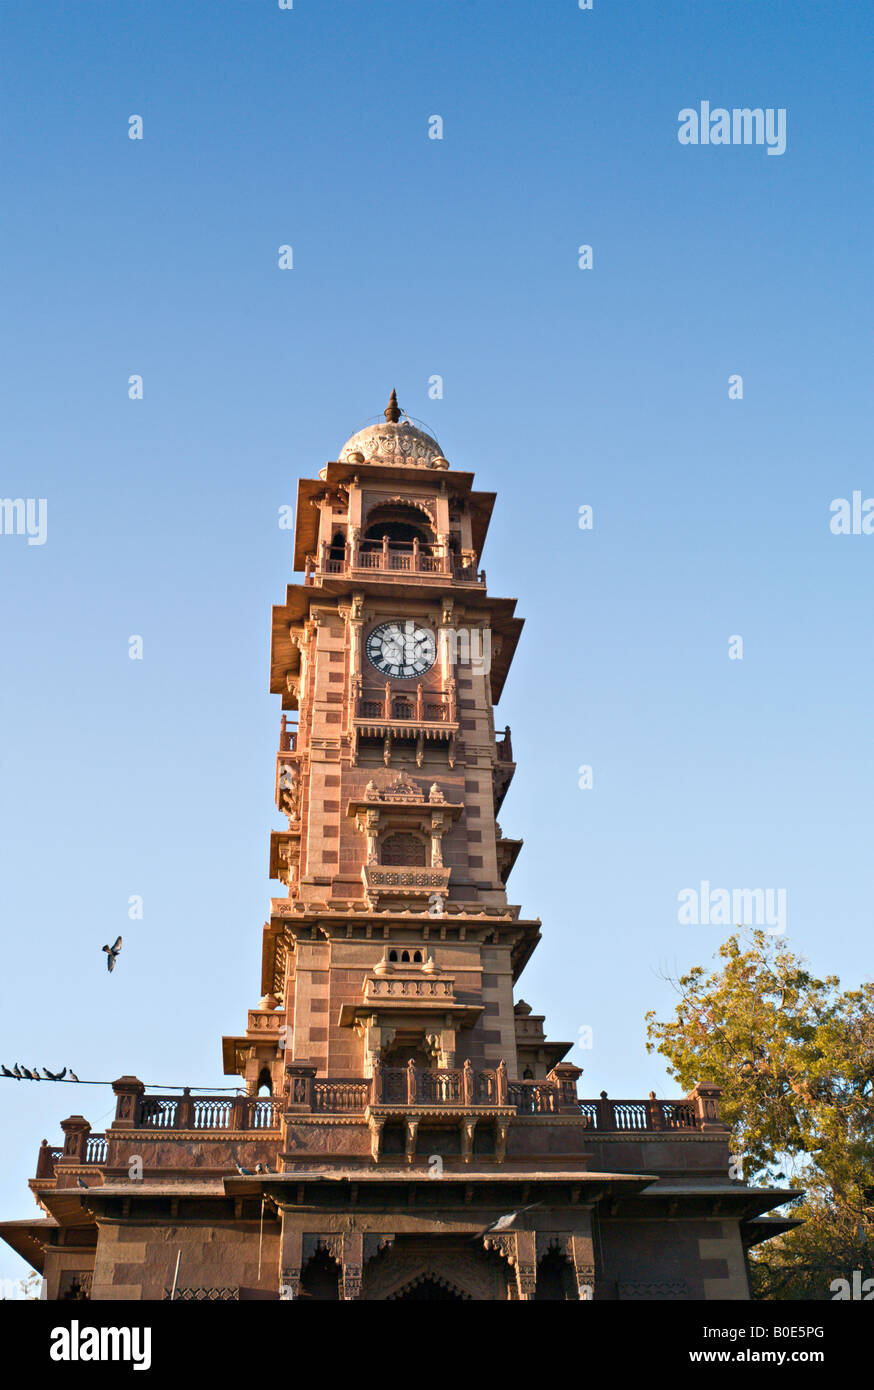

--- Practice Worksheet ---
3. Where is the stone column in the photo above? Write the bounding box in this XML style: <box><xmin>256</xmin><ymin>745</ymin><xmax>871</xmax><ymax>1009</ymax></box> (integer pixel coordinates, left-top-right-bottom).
<box><xmin>514</xmin><ymin>1230</ymin><xmax>537</xmax><ymax>1300</ymax></box>
<box><xmin>278</xmin><ymin>1214</ymin><xmax>302</xmax><ymax>1300</ymax></box>
<box><xmin>570</xmin><ymin>1209</ymin><xmax>597</xmax><ymax>1300</ymax></box>
<box><xmin>341</xmin><ymin>1232</ymin><xmax>363</xmax><ymax>1301</ymax></box>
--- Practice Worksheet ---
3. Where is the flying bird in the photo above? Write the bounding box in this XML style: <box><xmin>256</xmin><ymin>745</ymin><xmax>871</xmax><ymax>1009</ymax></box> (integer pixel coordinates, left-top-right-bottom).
<box><xmin>43</xmin><ymin>1067</ymin><xmax>67</xmax><ymax>1081</ymax></box>
<box><xmin>103</xmin><ymin>936</ymin><xmax>122</xmax><ymax>972</ymax></box>
<box><xmin>476</xmin><ymin>1202</ymin><xmax>542</xmax><ymax>1239</ymax></box>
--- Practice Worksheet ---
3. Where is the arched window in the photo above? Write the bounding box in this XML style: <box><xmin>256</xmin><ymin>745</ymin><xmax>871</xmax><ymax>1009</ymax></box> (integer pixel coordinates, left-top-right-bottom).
<box><xmin>413</xmin><ymin>950</ymin><xmax>422</xmax><ymax>963</ymax></box>
<box><xmin>401</xmin><ymin>950</ymin><xmax>410</xmax><ymax>963</ymax></box>
<box><xmin>388</xmin><ymin>949</ymin><xmax>398</xmax><ymax>962</ymax></box>
<box><xmin>381</xmin><ymin>831</ymin><xmax>426</xmax><ymax>866</ymax></box>
<box><xmin>257</xmin><ymin>1067</ymin><xmax>273</xmax><ymax>1095</ymax></box>
<box><xmin>328</xmin><ymin>530</ymin><xmax>346</xmax><ymax>563</ymax></box>
<box><xmin>363</xmin><ymin>503</ymin><xmax>434</xmax><ymax>547</ymax></box>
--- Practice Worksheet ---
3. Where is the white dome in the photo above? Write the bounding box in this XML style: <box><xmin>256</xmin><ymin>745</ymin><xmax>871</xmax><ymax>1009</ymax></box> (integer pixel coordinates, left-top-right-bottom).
<box><xmin>339</xmin><ymin>420</ymin><xmax>448</xmax><ymax>468</ymax></box>
<box><xmin>339</xmin><ymin>394</ymin><xmax>449</xmax><ymax>468</ymax></box>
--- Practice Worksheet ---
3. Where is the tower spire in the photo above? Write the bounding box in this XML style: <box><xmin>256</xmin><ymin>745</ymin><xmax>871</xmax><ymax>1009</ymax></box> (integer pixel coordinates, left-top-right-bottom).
<box><xmin>384</xmin><ymin>388</ymin><xmax>401</xmax><ymax>423</ymax></box>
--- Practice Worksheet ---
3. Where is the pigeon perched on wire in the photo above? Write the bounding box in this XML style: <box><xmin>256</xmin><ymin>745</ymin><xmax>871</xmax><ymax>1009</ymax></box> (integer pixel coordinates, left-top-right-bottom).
<box><xmin>68</xmin><ymin>1069</ymin><xmax>79</xmax><ymax>1083</ymax></box>
<box><xmin>1</xmin><ymin>1065</ymin><xmax>16</xmax><ymax>1079</ymax></box>
<box><xmin>20</xmin><ymin>1066</ymin><xmax>38</xmax><ymax>1081</ymax></box>
<box><xmin>43</xmin><ymin>1067</ymin><xmax>67</xmax><ymax>1081</ymax></box>
<box><xmin>103</xmin><ymin>937</ymin><xmax>122</xmax><ymax>972</ymax></box>
<box><xmin>12</xmin><ymin>1064</ymin><xmax>23</xmax><ymax>1079</ymax></box>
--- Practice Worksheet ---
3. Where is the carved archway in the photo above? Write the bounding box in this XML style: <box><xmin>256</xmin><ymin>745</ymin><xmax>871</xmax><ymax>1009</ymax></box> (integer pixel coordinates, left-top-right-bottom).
<box><xmin>361</xmin><ymin>1242</ymin><xmax>510</xmax><ymax>1301</ymax></box>
<box><xmin>389</xmin><ymin>1272</ymin><xmax>470</xmax><ymax>1300</ymax></box>
<box><xmin>362</xmin><ymin>500</ymin><xmax>436</xmax><ymax>547</ymax></box>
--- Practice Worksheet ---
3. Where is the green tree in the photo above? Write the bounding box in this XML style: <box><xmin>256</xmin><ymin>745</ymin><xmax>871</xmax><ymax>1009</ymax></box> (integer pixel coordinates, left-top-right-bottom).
<box><xmin>645</xmin><ymin>930</ymin><xmax>874</xmax><ymax>1299</ymax></box>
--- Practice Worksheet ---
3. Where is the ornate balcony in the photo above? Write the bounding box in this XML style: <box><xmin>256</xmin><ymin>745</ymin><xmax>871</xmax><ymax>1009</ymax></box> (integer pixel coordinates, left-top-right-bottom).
<box><xmin>361</xmin><ymin>863</ymin><xmax>451</xmax><ymax>907</ymax></box>
<box><xmin>33</xmin><ymin>1079</ymin><xmax>725</xmax><ymax>1181</ymax></box>
<box><xmin>352</xmin><ymin>688</ymin><xmax>459</xmax><ymax>767</ymax></box>
<box><xmin>355</xmin><ymin>684</ymin><xmax>455</xmax><ymax>725</ymax></box>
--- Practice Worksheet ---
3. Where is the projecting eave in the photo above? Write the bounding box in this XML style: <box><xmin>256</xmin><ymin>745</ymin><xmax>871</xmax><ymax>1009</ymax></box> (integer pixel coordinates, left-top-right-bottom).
<box><xmin>639</xmin><ymin>1182</ymin><xmax>801</xmax><ymax>1222</ymax></box>
<box><xmin>261</xmin><ymin>906</ymin><xmax>541</xmax><ymax>999</ymax></box>
<box><xmin>515</xmin><ymin>1038</ymin><xmax>574</xmax><ymax>1069</ymax></box>
<box><xmin>0</xmin><ymin>1216</ymin><xmax>58</xmax><ymax>1273</ymax></box>
<box><xmin>741</xmin><ymin>1214</ymin><xmax>805</xmax><ymax>1247</ymax></box>
<box><xmin>25</xmin><ymin>1184</ymin><xmax>105</xmax><ymax>1227</ymax></box>
<box><xmin>223</xmin><ymin>1170</ymin><xmax>660</xmax><ymax>1198</ymax></box>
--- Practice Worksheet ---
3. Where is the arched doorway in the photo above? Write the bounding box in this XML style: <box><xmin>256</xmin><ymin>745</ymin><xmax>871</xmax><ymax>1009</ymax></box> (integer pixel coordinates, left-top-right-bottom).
<box><xmin>298</xmin><ymin>1248</ymin><xmax>340</xmax><ymax>1300</ymax></box>
<box><xmin>534</xmin><ymin>1247</ymin><xmax>578</xmax><ymax>1300</ymax></box>
<box><xmin>391</xmin><ymin>1276</ymin><xmax>469</xmax><ymax>1301</ymax></box>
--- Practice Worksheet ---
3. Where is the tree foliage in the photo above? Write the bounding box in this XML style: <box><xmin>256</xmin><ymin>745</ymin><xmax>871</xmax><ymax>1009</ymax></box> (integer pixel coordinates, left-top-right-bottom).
<box><xmin>645</xmin><ymin>930</ymin><xmax>874</xmax><ymax>1299</ymax></box>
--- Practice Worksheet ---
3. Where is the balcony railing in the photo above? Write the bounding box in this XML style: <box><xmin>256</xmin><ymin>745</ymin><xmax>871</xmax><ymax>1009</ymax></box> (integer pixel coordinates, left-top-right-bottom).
<box><xmin>355</xmin><ymin>685</ymin><xmax>455</xmax><ymax>725</ymax></box>
<box><xmin>304</xmin><ymin>539</ymin><xmax>484</xmax><ymax>586</ymax></box>
<box><xmin>136</xmin><ymin>1095</ymin><xmax>282</xmax><ymax>1132</ymax></box>
<box><xmin>34</xmin><ymin>1078</ymin><xmax>720</xmax><ymax>1180</ymax></box>
<box><xmin>35</xmin><ymin>1134</ymin><xmax>107</xmax><ymax>1179</ymax></box>
<box><xmin>279</xmin><ymin>716</ymin><xmax>298</xmax><ymax>753</ymax></box>
<box><xmin>283</xmin><ymin>1070</ymin><xmax>717</xmax><ymax>1128</ymax></box>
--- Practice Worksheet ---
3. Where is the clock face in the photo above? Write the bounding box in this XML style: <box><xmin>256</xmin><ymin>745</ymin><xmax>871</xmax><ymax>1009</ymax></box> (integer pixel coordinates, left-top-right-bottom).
<box><xmin>366</xmin><ymin>620</ymin><xmax>437</xmax><ymax>679</ymax></box>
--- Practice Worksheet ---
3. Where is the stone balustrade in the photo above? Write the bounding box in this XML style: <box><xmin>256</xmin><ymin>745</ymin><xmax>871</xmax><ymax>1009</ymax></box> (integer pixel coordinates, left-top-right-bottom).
<box><xmin>304</xmin><ymin>538</ymin><xmax>484</xmax><ymax>586</ymax></box>
<box><xmin>33</xmin><ymin>1076</ymin><xmax>725</xmax><ymax>1178</ymax></box>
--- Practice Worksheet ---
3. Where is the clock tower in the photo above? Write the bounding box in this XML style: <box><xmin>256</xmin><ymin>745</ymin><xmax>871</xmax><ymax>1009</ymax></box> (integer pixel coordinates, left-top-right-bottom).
<box><xmin>223</xmin><ymin>389</ymin><xmax>549</xmax><ymax>1101</ymax></box>
<box><xmin>6</xmin><ymin>393</ymin><xmax>789</xmax><ymax>1304</ymax></box>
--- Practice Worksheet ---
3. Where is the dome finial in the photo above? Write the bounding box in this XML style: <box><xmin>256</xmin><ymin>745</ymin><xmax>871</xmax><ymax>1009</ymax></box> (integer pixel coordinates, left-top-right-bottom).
<box><xmin>384</xmin><ymin>388</ymin><xmax>401</xmax><ymax>424</ymax></box>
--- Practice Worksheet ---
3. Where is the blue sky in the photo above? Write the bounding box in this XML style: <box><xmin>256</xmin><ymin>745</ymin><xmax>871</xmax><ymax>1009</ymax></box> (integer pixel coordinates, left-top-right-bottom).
<box><xmin>1</xmin><ymin>0</ymin><xmax>872</xmax><ymax>1283</ymax></box>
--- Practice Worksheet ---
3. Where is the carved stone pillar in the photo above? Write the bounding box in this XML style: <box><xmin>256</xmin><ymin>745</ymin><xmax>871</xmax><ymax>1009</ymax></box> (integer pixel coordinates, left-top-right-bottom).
<box><xmin>279</xmin><ymin>1216</ymin><xmax>302</xmax><ymax>1301</ymax></box>
<box><xmin>341</xmin><ymin>1232</ymin><xmax>363</xmax><ymax>1301</ymax></box>
<box><xmin>515</xmin><ymin>1230</ymin><xmax>538</xmax><ymax>1300</ymax></box>
<box><xmin>570</xmin><ymin>1213</ymin><xmax>597</xmax><ymax>1301</ymax></box>
<box><xmin>358</xmin><ymin>808</ymin><xmax>380</xmax><ymax>865</ymax></box>
<box><xmin>495</xmin><ymin>1118</ymin><xmax>510</xmax><ymax>1164</ymax></box>
<box><xmin>438</xmin><ymin>597</ymin><xmax>454</xmax><ymax>687</ymax></box>
<box><xmin>437</xmin><ymin>1027</ymin><xmax>456</xmax><ymax>1070</ymax></box>
<box><xmin>368</xmin><ymin>1115</ymin><xmax>384</xmax><ymax>1162</ymax></box>
<box><xmin>430</xmin><ymin>809</ymin><xmax>447</xmax><ymax>867</ymax></box>
<box><xmin>405</xmin><ymin>1118</ymin><xmax>419</xmax><ymax>1165</ymax></box>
